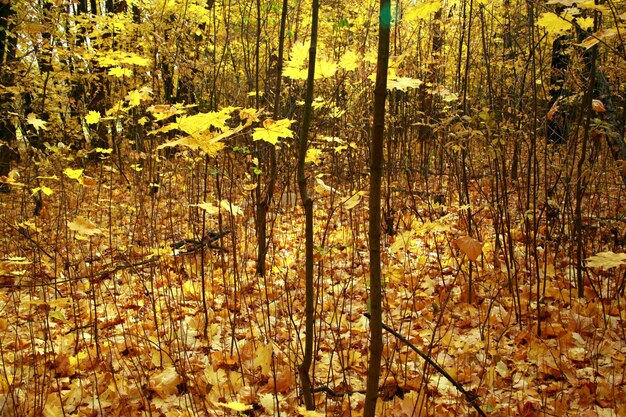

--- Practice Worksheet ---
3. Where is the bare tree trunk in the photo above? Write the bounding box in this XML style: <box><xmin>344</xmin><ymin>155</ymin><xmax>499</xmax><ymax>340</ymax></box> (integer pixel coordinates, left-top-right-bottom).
<box><xmin>297</xmin><ymin>0</ymin><xmax>319</xmax><ymax>409</ymax></box>
<box><xmin>363</xmin><ymin>0</ymin><xmax>390</xmax><ymax>416</ymax></box>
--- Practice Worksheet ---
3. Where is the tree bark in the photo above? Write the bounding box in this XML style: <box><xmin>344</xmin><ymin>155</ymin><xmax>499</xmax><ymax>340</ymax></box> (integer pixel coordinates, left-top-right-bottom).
<box><xmin>297</xmin><ymin>0</ymin><xmax>320</xmax><ymax>409</ymax></box>
<box><xmin>363</xmin><ymin>0</ymin><xmax>390</xmax><ymax>416</ymax></box>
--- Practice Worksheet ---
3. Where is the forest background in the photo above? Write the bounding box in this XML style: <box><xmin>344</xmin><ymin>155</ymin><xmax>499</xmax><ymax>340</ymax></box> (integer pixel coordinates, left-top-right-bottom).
<box><xmin>0</xmin><ymin>0</ymin><xmax>625</xmax><ymax>416</ymax></box>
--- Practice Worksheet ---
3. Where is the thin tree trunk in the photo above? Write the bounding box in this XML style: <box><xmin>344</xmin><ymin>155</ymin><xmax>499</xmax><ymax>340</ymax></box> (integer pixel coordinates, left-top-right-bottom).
<box><xmin>297</xmin><ymin>0</ymin><xmax>319</xmax><ymax>409</ymax></box>
<box><xmin>363</xmin><ymin>0</ymin><xmax>390</xmax><ymax>415</ymax></box>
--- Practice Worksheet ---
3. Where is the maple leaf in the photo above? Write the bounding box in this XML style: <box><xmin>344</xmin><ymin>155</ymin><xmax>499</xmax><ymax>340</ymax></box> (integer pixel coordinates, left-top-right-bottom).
<box><xmin>64</xmin><ymin>167</ymin><xmax>84</xmax><ymax>181</ymax></box>
<box><xmin>405</xmin><ymin>0</ymin><xmax>442</xmax><ymax>20</ymax></box>
<box><xmin>157</xmin><ymin>132</ymin><xmax>223</xmax><ymax>156</ymax></box>
<box><xmin>26</xmin><ymin>113</ymin><xmax>48</xmax><ymax>132</ymax></box>
<box><xmin>315</xmin><ymin>58</ymin><xmax>337</xmax><ymax>79</ymax></box>
<box><xmin>455</xmin><ymin>236</ymin><xmax>484</xmax><ymax>261</ymax></box>
<box><xmin>67</xmin><ymin>216</ymin><xmax>102</xmax><ymax>236</ymax></box>
<box><xmin>239</xmin><ymin>107</ymin><xmax>262</xmax><ymax>126</ymax></box>
<box><xmin>342</xmin><ymin>191</ymin><xmax>364</xmax><ymax>210</ymax></box>
<box><xmin>193</xmin><ymin>202</ymin><xmax>219</xmax><ymax>214</ymax></box>
<box><xmin>125</xmin><ymin>88</ymin><xmax>151</xmax><ymax>107</ymax></box>
<box><xmin>537</xmin><ymin>12</ymin><xmax>573</xmax><ymax>34</ymax></box>
<box><xmin>305</xmin><ymin>147</ymin><xmax>322</xmax><ymax>165</ymax></box>
<box><xmin>338</xmin><ymin>50</ymin><xmax>360</xmax><ymax>71</ymax></box>
<box><xmin>585</xmin><ymin>251</ymin><xmax>626</xmax><ymax>270</ymax></box>
<box><xmin>177</xmin><ymin>111</ymin><xmax>231</xmax><ymax>135</ymax></box>
<box><xmin>31</xmin><ymin>186</ymin><xmax>54</xmax><ymax>196</ymax></box>
<box><xmin>108</xmin><ymin>66</ymin><xmax>132</xmax><ymax>77</ymax></box>
<box><xmin>85</xmin><ymin>111</ymin><xmax>101</xmax><ymax>125</ymax></box>
<box><xmin>217</xmin><ymin>401</ymin><xmax>253</xmax><ymax>411</ymax></box>
<box><xmin>254</xmin><ymin>343</ymin><xmax>273</xmax><ymax>375</ymax></box>
<box><xmin>252</xmin><ymin>118</ymin><xmax>294</xmax><ymax>145</ymax></box>
<box><xmin>388</xmin><ymin>76</ymin><xmax>423</xmax><ymax>92</ymax></box>
<box><xmin>283</xmin><ymin>65</ymin><xmax>308</xmax><ymax>80</ymax></box>
<box><xmin>150</xmin><ymin>366</ymin><xmax>182</xmax><ymax>398</ymax></box>
<box><xmin>219</xmin><ymin>199</ymin><xmax>243</xmax><ymax>216</ymax></box>
<box><xmin>314</xmin><ymin>177</ymin><xmax>339</xmax><ymax>197</ymax></box>
<box><xmin>297</xmin><ymin>406</ymin><xmax>325</xmax><ymax>416</ymax></box>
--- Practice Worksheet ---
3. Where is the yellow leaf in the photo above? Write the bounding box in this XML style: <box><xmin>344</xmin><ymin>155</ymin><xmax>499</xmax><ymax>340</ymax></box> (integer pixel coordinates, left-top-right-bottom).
<box><xmin>289</xmin><ymin>42</ymin><xmax>309</xmax><ymax>65</ymax></box>
<box><xmin>283</xmin><ymin>65</ymin><xmax>308</xmax><ymax>80</ymax></box>
<box><xmin>239</xmin><ymin>107</ymin><xmax>262</xmax><ymax>126</ymax></box>
<box><xmin>85</xmin><ymin>111</ymin><xmax>101</xmax><ymax>125</ymax></box>
<box><xmin>67</xmin><ymin>216</ymin><xmax>102</xmax><ymax>236</ymax></box>
<box><xmin>150</xmin><ymin>366</ymin><xmax>182</xmax><ymax>398</ymax></box>
<box><xmin>157</xmin><ymin>133</ymin><xmax>225</xmax><ymax>157</ymax></box>
<box><xmin>252</xmin><ymin>118</ymin><xmax>294</xmax><ymax>145</ymax></box>
<box><xmin>126</xmin><ymin>89</ymin><xmax>144</xmax><ymax>107</ymax></box>
<box><xmin>121</xmin><ymin>53</ymin><xmax>151</xmax><ymax>67</ymax></box>
<box><xmin>26</xmin><ymin>113</ymin><xmax>48</xmax><ymax>132</ymax></box>
<box><xmin>219</xmin><ymin>200</ymin><xmax>243</xmax><ymax>216</ymax></box>
<box><xmin>192</xmin><ymin>202</ymin><xmax>220</xmax><ymax>214</ymax></box>
<box><xmin>338</xmin><ymin>50</ymin><xmax>360</xmax><ymax>71</ymax></box>
<box><xmin>108</xmin><ymin>66</ymin><xmax>132</xmax><ymax>77</ymax></box>
<box><xmin>388</xmin><ymin>76</ymin><xmax>423</xmax><ymax>92</ymax></box>
<box><xmin>32</xmin><ymin>186</ymin><xmax>54</xmax><ymax>196</ymax></box>
<box><xmin>297</xmin><ymin>406</ymin><xmax>326</xmax><ymax>417</ymax></box>
<box><xmin>305</xmin><ymin>147</ymin><xmax>322</xmax><ymax>165</ymax></box>
<box><xmin>405</xmin><ymin>0</ymin><xmax>442</xmax><ymax>20</ymax></box>
<box><xmin>537</xmin><ymin>12</ymin><xmax>573</xmax><ymax>35</ymax></box>
<box><xmin>217</xmin><ymin>401</ymin><xmax>253</xmax><ymax>411</ymax></box>
<box><xmin>177</xmin><ymin>111</ymin><xmax>231</xmax><ymax>135</ymax></box>
<box><xmin>315</xmin><ymin>58</ymin><xmax>337</xmax><ymax>79</ymax></box>
<box><xmin>314</xmin><ymin>177</ymin><xmax>338</xmax><ymax>197</ymax></box>
<box><xmin>64</xmin><ymin>168</ymin><xmax>84</xmax><ymax>180</ymax></box>
<box><xmin>342</xmin><ymin>191</ymin><xmax>363</xmax><ymax>210</ymax></box>
<box><xmin>586</xmin><ymin>251</ymin><xmax>626</xmax><ymax>270</ymax></box>
<box><xmin>254</xmin><ymin>343</ymin><xmax>273</xmax><ymax>375</ymax></box>
<box><xmin>389</xmin><ymin>230</ymin><xmax>415</xmax><ymax>254</ymax></box>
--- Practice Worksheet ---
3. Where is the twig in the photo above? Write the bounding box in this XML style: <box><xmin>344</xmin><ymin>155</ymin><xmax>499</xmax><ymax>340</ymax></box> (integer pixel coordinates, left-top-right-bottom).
<box><xmin>363</xmin><ymin>313</ymin><xmax>487</xmax><ymax>417</ymax></box>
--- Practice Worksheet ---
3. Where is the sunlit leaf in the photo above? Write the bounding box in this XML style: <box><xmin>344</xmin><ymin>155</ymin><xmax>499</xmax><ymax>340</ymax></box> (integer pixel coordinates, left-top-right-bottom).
<box><xmin>455</xmin><ymin>236</ymin><xmax>484</xmax><ymax>261</ymax></box>
<box><xmin>108</xmin><ymin>66</ymin><xmax>132</xmax><ymax>77</ymax></box>
<box><xmin>219</xmin><ymin>200</ymin><xmax>243</xmax><ymax>216</ymax></box>
<box><xmin>405</xmin><ymin>0</ymin><xmax>442</xmax><ymax>20</ymax></box>
<box><xmin>150</xmin><ymin>366</ymin><xmax>182</xmax><ymax>398</ymax></box>
<box><xmin>338</xmin><ymin>50</ymin><xmax>360</xmax><ymax>71</ymax></box>
<box><xmin>26</xmin><ymin>113</ymin><xmax>48</xmax><ymax>132</ymax></box>
<box><xmin>85</xmin><ymin>111</ymin><xmax>101</xmax><ymax>125</ymax></box>
<box><xmin>283</xmin><ymin>65</ymin><xmax>308</xmax><ymax>80</ymax></box>
<box><xmin>252</xmin><ymin>118</ymin><xmax>294</xmax><ymax>145</ymax></box>
<box><xmin>315</xmin><ymin>59</ymin><xmax>337</xmax><ymax>79</ymax></box>
<box><xmin>537</xmin><ymin>12</ymin><xmax>573</xmax><ymax>35</ymax></box>
<box><xmin>586</xmin><ymin>251</ymin><xmax>626</xmax><ymax>270</ymax></box>
<box><xmin>239</xmin><ymin>107</ymin><xmax>261</xmax><ymax>126</ymax></box>
<box><xmin>305</xmin><ymin>147</ymin><xmax>322</xmax><ymax>165</ymax></box>
<box><xmin>64</xmin><ymin>168</ymin><xmax>84</xmax><ymax>180</ymax></box>
<box><xmin>32</xmin><ymin>186</ymin><xmax>53</xmax><ymax>196</ymax></box>
<box><xmin>217</xmin><ymin>401</ymin><xmax>253</xmax><ymax>411</ymax></box>
<box><xmin>177</xmin><ymin>111</ymin><xmax>231</xmax><ymax>135</ymax></box>
<box><xmin>388</xmin><ymin>76</ymin><xmax>423</xmax><ymax>92</ymax></box>
<box><xmin>297</xmin><ymin>406</ymin><xmax>326</xmax><ymax>417</ymax></box>
<box><xmin>314</xmin><ymin>177</ymin><xmax>339</xmax><ymax>197</ymax></box>
<box><xmin>342</xmin><ymin>191</ymin><xmax>363</xmax><ymax>210</ymax></box>
<box><xmin>192</xmin><ymin>202</ymin><xmax>220</xmax><ymax>215</ymax></box>
<box><xmin>67</xmin><ymin>216</ymin><xmax>102</xmax><ymax>236</ymax></box>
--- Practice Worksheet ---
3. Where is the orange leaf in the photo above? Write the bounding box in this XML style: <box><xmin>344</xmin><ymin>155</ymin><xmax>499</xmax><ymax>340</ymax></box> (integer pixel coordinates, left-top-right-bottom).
<box><xmin>455</xmin><ymin>236</ymin><xmax>484</xmax><ymax>261</ymax></box>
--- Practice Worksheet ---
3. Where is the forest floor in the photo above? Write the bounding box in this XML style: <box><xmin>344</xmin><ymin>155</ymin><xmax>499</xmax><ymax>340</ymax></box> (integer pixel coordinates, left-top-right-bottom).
<box><xmin>0</xmin><ymin>148</ymin><xmax>625</xmax><ymax>417</ymax></box>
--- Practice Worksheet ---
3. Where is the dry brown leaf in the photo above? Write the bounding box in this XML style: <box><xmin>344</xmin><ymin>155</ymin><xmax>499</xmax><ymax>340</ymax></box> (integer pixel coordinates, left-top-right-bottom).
<box><xmin>455</xmin><ymin>236</ymin><xmax>484</xmax><ymax>261</ymax></box>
